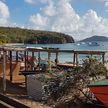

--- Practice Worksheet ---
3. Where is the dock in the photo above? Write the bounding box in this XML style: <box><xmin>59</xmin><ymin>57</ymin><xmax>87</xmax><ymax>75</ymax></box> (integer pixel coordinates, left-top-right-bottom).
<box><xmin>0</xmin><ymin>45</ymin><xmax>105</xmax><ymax>91</ymax></box>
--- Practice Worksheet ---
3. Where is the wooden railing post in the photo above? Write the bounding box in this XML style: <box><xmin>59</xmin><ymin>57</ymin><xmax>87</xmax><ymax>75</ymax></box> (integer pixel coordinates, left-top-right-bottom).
<box><xmin>102</xmin><ymin>53</ymin><xmax>105</xmax><ymax>64</ymax></box>
<box><xmin>38</xmin><ymin>51</ymin><xmax>40</xmax><ymax>71</ymax></box>
<box><xmin>48</xmin><ymin>51</ymin><xmax>51</xmax><ymax>71</ymax></box>
<box><xmin>3</xmin><ymin>50</ymin><xmax>6</xmax><ymax>93</ymax></box>
<box><xmin>24</xmin><ymin>51</ymin><xmax>27</xmax><ymax>71</ymax></box>
<box><xmin>10</xmin><ymin>51</ymin><xmax>13</xmax><ymax>82</ymax></box>
<box><xmin>73</xmin><ymin>53</ymin><xmax>76</xmax><ymax>66</ymax></box>
<box><xmin>32</xmin><ymin>51</ymin><xmax>34</xmax><ymax>70</ymax></box>
<box><xmin>16</xmin><ymin>51</ymin><xmax>18</xmax><ymax>62</ymax></box>
<box><xmin>55</xmin><ymin>52</ymin><xmax>58</xmax><ymax>65</ymax></box>
<box><xmin>76</xmin><ymin>53</ymin><xmax>79</xmax><ymax>66</ymax></box>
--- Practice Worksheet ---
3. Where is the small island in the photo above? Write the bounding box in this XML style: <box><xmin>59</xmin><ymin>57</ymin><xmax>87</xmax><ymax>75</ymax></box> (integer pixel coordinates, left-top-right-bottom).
<box><xmin>0</xmin><ymin>27</ymin><xmax>74</xmax><ymax>44</ymax></box>
<box><xmin>80</xmin><ymin>35</ymin><xmax>108</xmax><ymax>42</ymax></box>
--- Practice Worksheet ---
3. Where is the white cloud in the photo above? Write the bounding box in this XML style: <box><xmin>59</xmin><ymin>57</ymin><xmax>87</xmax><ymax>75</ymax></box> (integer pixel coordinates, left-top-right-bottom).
<box><xmin>24</xmin><ymin>0</ymin><xmax>34</xmax><ymax>4</ymax></box>
<box><xmin>29</xmin><ymin>0</ymin><xmax>80</xmax><ymax>32</ymax></box>
<box><xmin>42</xmin><ymin>1</ymin><xmax>56</xmax><ymax>16</ymax></box>
<box><xmin>29</xmin><ymin>13</ymin><xmax>48</xmax><ymax>30</ymax></box>
<box><xmin>24</xmin><ymin>0</ymin><xmax>52</xmax><ymax>5</ymax></box>
<box><xmin>105</xmin><ymin>1</ymin><xmax>108</xmax><ymax>11</ymax></box>
<box><xmin>95</xmin><ymin>0</ymin><xmax>108</xmax><ymax>11</ymax></box>
<box><xmin>28</xmin><ymin>0</ymin><xmax>108</xmax><ymax>40</ymax></box>
<box><xmin>0</xmin><ymin>0</ymin><xmax>6</xmax><ymax>2</ymax></box>
<box><xmin>0</xmin><ymin>1</ymin><xmax>10</xmax><ymax>26</ymax></box>
<box><xmin>78</xmin><ymin>10</ymin><xmax>108</xmax><ymax>38</ymax></box>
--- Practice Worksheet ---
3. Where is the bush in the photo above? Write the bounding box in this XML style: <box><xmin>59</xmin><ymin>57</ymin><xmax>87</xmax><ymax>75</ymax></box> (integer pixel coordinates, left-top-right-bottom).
<box><xmin>37</xmin><ymin>57</ymin><xmax>108</xmax><ymax>107</ymax></box>
<box><xmin>81</xmin><ymin>56</ymin><xmax>107</xmax><ymax>78</ymax></box>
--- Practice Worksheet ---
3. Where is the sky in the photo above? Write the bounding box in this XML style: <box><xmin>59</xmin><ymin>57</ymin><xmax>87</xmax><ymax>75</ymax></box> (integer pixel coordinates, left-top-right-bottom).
<box><xmin>0</xmin><ymin>0</ymin><xmax>108</xmax><ymax>40</ymax></box>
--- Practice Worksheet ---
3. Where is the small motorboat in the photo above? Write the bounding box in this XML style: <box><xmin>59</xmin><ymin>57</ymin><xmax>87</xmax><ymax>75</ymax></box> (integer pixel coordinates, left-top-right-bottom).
<box><xmin>87</xmin><ymin>42</ymin><xmax>100</xmax><ymax>46</ymax></box>
<box><xmin>81</xmin><ymin>42</ymin><xmax>86</xmax><ymax>45</ymax></box>
<box><xmin>76</xmin><ymin>43</ymin><xmax>81</xmax><ymax>46</ymax></box>
<box><xmin>26</xmin><ymin>46</ymin><xmax>43</xmax><ymax>49</ymax></box>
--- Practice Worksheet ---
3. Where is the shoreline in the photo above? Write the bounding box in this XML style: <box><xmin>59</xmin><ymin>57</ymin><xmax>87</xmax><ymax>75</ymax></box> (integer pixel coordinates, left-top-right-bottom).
<box><xmin>5</xmin><ymin>43</ymin><xmax>25</xmax><ymax>46</ymax></box>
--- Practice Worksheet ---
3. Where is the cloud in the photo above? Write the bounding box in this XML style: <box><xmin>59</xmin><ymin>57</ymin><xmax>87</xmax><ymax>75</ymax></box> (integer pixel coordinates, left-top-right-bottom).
<box><xmin>24</xmin><ymin>0</ymin><xmax>52</xmax><ymax>5</ymax></box>
<box><xmin>79</xmin><ymin>10</ymin><xmax>108</xmax><ymax>37</ymax></box>
<box><xmin>24</xmin><ymin>0</ymin><xmax>34</xmax><ymax>4</ymax></box>
<box><xmin>28</xmin><ymin>0</ymin><xmax>108</xmax><ymax>40</ymax></box>
<box><xmin>0</xmin><ymin>0</ymin><xmax>6</xmax><ymax>2</ymax></box>
<box><xmin>95</xmin><ymin>0</ymin><xmax>108</xmax><ymax>11</ymax></box>
<box><xmin>29</xmin><ymin>0</ymin><xmax>80</xmax><ymax>31</ymax></box>
<box><xmin>29</xmin><ymin>13</ymin><xmax>48</xmax><ymax>29</ymax></box>
<box><xmin>42</xmin><ymin>1</ymin><xmax>56</xmax><ymax>16</ymax></box>
<box><xmin>105</xmin><ymin>1</ymin><xmax>108</xmax><ymax>11</ymax></box>
<box><xmin>0</xmin><ymin>1</ymin><xmax>10</xmax><ymax>26</ymax></box>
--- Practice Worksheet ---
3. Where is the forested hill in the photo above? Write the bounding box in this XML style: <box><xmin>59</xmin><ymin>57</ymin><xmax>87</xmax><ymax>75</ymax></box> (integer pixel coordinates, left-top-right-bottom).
<box><xmin>0</xmin><ymin>27</ymin><xmax>74</xmax><ymax>44</ymax></box>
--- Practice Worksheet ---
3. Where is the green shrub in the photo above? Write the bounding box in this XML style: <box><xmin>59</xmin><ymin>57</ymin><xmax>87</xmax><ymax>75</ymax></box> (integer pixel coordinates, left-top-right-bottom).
<box><xmin>37</xmin><ymin>57</ymin><xmax>108</xmax><ymax>106</ymax></box>
<box><xmin>81</xmin><ymin>56</ymin><xmax>107</xmax><ymax>77</ymax></box>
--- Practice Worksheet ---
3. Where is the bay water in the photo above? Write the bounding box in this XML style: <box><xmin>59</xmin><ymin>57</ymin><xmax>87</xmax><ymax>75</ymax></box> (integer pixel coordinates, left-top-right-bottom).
<box><xmin>21</xmin><ymin>41</ymin><xmax>108</xmax><ymax>67</ymax></box>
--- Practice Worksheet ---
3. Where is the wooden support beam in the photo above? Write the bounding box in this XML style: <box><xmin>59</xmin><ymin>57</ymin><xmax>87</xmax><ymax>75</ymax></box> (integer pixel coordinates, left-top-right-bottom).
<box><xmin>102</xmin><ymin>53</ymin><xmax>105</xmax><ymax>64</ymax></box>
<box><xmin>32</xmin><ymin>51</ymin><xmax>34</xmax><ymax>70</ymax></box>
<box><xmin>76</xmin><ymin>53</ymin><xmax>79</xmax><ymax>66</ymax></box>
<box><xmin>90</xmin><ymin>54</ymin><xmax>93</xmax><ymax>57</ymax></box>
<box><xmin>55</xmin><ymin>52</ymin><xmax>58</xmax><ymax>65</ymax></box>
<box><xmin>73</xmin><ymin>53</ymin><xmax>76</xmax><ymax>66</ymax></box>
<box><xmin>16</xmin><ymin>51</ymin><xmax>18</xmax><ymax>62</ymax></box>
<box><xmin>24</xmin><ymin>51</ymin><xmax>27</xmax><ymax>71</ymax></box>
<box><xmin>38</xmin><ymin>51</ymin><xmax>40</xmax><ymax>71</ymax></box>
<box><xmin>48</xmin><ymin>51</ymin><xmax>51</xmax><ymax>71</ymax></box>
<box><xmin>9</xmin><ymin>51</ymin><xmax>13</xmax><ymax>82</ymax></box>
<box><xmin>3</xmin><ymin>50</ymin><xmax>6</xmax><ymax>93</ymax></box>
<box><xmin>27</xmin><ymin>51</ymin><xmax>28</xmax><ymax>62</ymax></box>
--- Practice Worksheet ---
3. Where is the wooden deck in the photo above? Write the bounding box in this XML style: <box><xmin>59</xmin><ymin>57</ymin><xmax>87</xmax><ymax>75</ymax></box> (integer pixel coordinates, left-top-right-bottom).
<box><xmin>57</xmin><ymin>63</ymin><xmax>76</xmax><ymax>70</ymax></box>
<box><xmin>0</xmin><ymin>44</ymin><xmax>106</xmax><ymax>93</ymax></box>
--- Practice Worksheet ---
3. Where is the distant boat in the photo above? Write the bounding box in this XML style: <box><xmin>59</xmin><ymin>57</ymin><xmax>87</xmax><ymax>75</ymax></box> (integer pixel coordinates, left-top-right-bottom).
<box><xmin>76</xmin><ymin>43</ymin><xmax>81</xmax><ymax>46</ymax></box>
<box><xmin>26</xmin><ymin>46</ymin><xmax>43</xmax><ymax>49</ymax></box>
<box><xmin>87</xmin><ymin>42</ymin><xmax>100</xmax><ymax>46</ymax></box>
<box><xmin>88</xmin><ymin>79</ymin><xmax>108</xmax><ymax>106</ymax></box>
<box><xmin>75</xmin><ymin>42</ymin><xmax>86</xmax><ymax>46</ymax></box>
<box><xmin>81</xmin><ymin>42</ymin><xmax>86</xmax><ymax>45</ymax></box>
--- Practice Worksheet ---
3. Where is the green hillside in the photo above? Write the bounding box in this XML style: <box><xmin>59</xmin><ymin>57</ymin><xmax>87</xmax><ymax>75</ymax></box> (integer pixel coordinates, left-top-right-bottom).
<box><xmin>0</xmin><ymin>27</ymin><xmax>74</xmax><ymax>44</ymax></box>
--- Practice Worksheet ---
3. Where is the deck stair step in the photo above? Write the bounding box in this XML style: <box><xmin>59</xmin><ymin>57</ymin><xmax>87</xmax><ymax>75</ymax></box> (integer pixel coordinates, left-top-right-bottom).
<box><xmin>0</xmin><ymin>93</ymin><xmax>29</xmax><ymax>108</ymax></box>
<box><xmin>0</xmin><ymin>100</ymin><xmax>15</xmax><ymax>108</ymax></box>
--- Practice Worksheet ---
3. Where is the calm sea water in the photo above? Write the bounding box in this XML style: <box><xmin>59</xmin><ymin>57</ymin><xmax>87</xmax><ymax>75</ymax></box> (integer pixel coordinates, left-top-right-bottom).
<box><xmin>19</xmin><ymin>41</ymin><xmax>108</xmax><ymax>66</ymax></box>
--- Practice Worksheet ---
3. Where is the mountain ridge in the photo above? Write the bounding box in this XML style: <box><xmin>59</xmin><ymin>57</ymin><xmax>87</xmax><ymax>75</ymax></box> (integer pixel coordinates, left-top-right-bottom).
<box><xmin>80</xmin><ymin>35</ymin><xmax>108</xmax><ymax>42</ymax></box>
